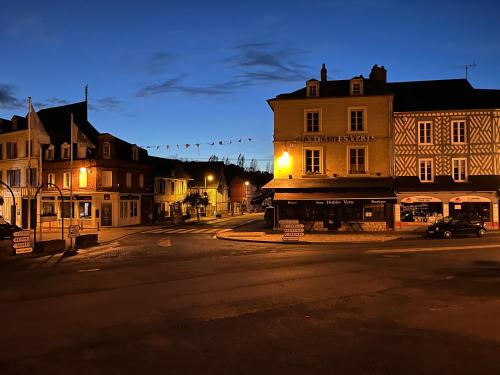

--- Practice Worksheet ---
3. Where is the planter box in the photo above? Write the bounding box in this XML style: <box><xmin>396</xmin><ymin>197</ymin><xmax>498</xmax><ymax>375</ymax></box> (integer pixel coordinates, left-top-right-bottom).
<box><xmin>34</xmin><ymin>239</ymin><xmax>66</xmax><ymax>253</ymax></box>
<box><xmin>75</xmin><ymin>234</ymin><xmax>98</xmax><ymax>249</ymax></box>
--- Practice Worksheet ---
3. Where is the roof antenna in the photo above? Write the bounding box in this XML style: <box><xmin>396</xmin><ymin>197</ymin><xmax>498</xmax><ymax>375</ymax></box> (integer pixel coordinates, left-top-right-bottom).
<box><xmin>460</xmin><ymin>63</ymin><xmax>476</xmax><ymax>80</ymax></box>
<box><xmin>85</xmin><ymin>84</ymin><xmax>88</xmax><ymax>102</ymax></box>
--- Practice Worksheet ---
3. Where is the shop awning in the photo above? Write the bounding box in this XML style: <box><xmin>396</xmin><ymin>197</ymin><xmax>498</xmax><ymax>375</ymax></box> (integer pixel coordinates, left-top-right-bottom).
<box><xmin>250</xmin><ymin>190</ymin><xmax>274</xmax><ymax>205</ymax></box>
<box><xmin>274</xmin><ymin>191</ymin><xmax>396</xmax><ymax>201</ymax></box>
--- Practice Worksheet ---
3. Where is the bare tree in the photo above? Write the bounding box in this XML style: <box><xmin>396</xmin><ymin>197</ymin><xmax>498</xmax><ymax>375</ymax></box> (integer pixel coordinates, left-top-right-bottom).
<box><xmin>237</xmin><ymin>154</ymin><xmax>245</xmax><ymax>169</ymax></box>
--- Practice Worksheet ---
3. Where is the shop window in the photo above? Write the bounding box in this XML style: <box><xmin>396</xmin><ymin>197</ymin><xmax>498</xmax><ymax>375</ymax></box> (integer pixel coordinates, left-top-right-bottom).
<box><xmin>305</xmin><ymin>110</ymin><xmax>320</xmax><ymax>132</ymax></box>
<box><xmin>452</xmin><ymin>158</ymin><xmax>467</xmax><ymax>181</ymax></box>
<box><xmin>61</xmin><ymin>202</ymin><xmax>74</xmax><ymax>218</ymax></box>
<box><xmin>418</xmin><ymin>159</ymin><xmax>433</xmax><ymax>182</ymax></box>
<box><xmin>342</xmin><ymin>202</ymin><xmax>363</xmax><ymax>222</ymax></box>
<box><xmin>349</xmin><ymin>109</ymin><xmax>365</xmax><ymax>132</ymax></box>
<box><xmin>363</xmin><ymin>203</ymin><xmax>385</xmax><ymax>221</ymax></box>
<box><xmin>304</xmin><ymin>148</ymin><xmax>322</xmax><ymax>174</ymax></box>
<box><xmin>349</xmin><ymin>147</ymin><xmax>366</xmax><ymax>174</ymax></box>
<box><xmin>63</xmin><ymin>172</ymin><xmax>71</xmax><ymax>188</ymax></box>
<box><xmin>451</xmin><ymin>120</ymin><xmax>466</xmax><ymax>144</ymax></box>
<box><xmin>120</xmin><ymin>201</ymin><xmax>128</xmax><ymax>218</ymax></box>
<box><xmin>449</xmin><ymin>202</ymin><xmax>490</xmax><ymax>221</ymax></box>
<box><xmin>79</xmin><ymin>202</ymin><xmax>92</xmax><ymax>218</ymax></box>
<box><xmin>130</xmin><ymin>201</ymin><xmax>138</xmax><ymax>217</ymax></box>
<box><xmin>418</xmin><ymin>121</ymin><xmax>433</xmax><ymax>144</ymax></box>
<box><xmin>400</xmin><ymin>202</ymin><xmax>443</xmax><ymax>223</ymax></box>
<box><xmin>42</xmin><ymin>202</ymin><xmax>55</xmax><ymax>216</ymax></box>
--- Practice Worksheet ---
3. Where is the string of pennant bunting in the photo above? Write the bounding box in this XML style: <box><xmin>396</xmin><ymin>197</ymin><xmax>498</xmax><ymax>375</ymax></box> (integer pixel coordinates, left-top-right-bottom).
<box><xmin>141</xmin><ymin>137</ymin><xmax>254</xmax><ymax>152</ymax></box>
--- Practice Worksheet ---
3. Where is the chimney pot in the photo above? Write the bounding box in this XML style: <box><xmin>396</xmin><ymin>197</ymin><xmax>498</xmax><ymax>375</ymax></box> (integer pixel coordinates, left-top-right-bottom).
<box><xmin>369</xmin><ymin>64</ymin><xmax>387</xmax><ymax>82</ymax></box>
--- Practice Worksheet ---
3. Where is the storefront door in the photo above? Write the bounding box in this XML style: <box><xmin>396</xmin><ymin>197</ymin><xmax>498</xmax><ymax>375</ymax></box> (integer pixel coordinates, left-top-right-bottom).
<box><xmin>101</xmin><ymin>203</ymin><xmax>113</xmax><ymax>227</ymax></box>
<box><xmin>325</xmin><ymin>205</ymin><xmax>341</xmax><ymax>230</ymax></box>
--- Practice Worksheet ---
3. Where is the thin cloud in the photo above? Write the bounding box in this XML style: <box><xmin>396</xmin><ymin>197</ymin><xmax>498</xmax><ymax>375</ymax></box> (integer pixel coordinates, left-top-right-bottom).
<box><xmin>0</xmin><ymin>85</ymin><xmax>22</xmax><ymax>109</ymax></box>
<box><xmin>136</xmin><ymin>76</ymin><xmax>233</xmax><ymax>97</ymax></box>
<box><xmin>145</xmin><ymin>51</ymin><xmax>178</xmax><ymax>74</ymax></box>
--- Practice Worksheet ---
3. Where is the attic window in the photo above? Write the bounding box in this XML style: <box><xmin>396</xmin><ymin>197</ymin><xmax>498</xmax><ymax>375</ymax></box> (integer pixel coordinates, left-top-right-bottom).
<box><xmin>61</xmin><ymin>143</ymin><xmax>70</xmax><ymax>160</ymax></box>
<box><xmin>350</xmin><ymin>79</ymin><xmax>363</xmax><ymax>96</ymax></box>
<box><xmin>306</xmin><ymin>80</ymin><xmax>319</xmax><ymax>97</ymax></box>
<box><xmin>45</xmin><ymin>145</ymin><xmax>54</xmax><ymax>160</ymax></box>
<box><xmin>132</xmin><ymin>146</ymin><xmax>139</xmax><ymax>161</ymax></box>
<box><xmin>103</xmin><ymin>142</ymin><xmax>111</xmax><ymax>159</ymax></box>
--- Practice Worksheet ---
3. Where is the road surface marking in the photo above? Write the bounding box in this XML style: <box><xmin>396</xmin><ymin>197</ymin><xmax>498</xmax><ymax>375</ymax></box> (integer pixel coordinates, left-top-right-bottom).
<box><xmin>366</xmin><ymin>243</ymin><xmax>500</xmax><ymax>254</ymax></box>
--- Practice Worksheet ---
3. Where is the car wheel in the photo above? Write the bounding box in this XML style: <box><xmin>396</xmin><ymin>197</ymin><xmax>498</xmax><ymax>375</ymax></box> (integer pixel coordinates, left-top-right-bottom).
<box><xmin>442</xmin><ymin>230</ymin><xmax>452</xmax><ymax>239</ymax></box>
<box><xmin>478</xmin><ymin>228</ymin><xmax>486</xmax><ymax>237</ymax></box>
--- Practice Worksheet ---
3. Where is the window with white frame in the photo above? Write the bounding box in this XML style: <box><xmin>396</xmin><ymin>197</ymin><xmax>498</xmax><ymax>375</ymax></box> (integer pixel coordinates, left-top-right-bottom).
<box><xmin>306</xmin><ymin>81</ymin><xmax>319</xmax><ymax>97</ymax></box>
<box><xmin>452</xmin><ymin>158</ymin><xmax>467</xmax><ymax>181</ymax></box>
<box><xmin>63</xmin><ymin>172</ymin><xmax>71</xmax><ymax>188</ymax></box>
<box><xmin>47</xmin><ymin>173</ymin><xmax>55</xmax><ymax>186</ymax></box>
<box><xmin>120</xmin><ymin>201</ymin><xmax>128</xmax><ymax>218</ymax></box>
<box><xmin>101</xmin><ymin>170</ymin><xmax>112</xmax><ymax>187</ymax></box>
<box><xmin>350</xmin><ymin>80</ymin><xmax>363</xmax><ymax>95</ymax></box>
<box><xmin>126</xmin><ymin>172</ymin><xmax>132</xmax><ymax>188</ymax></box>
<box><xmin>45</xmin><ymin>145</ymin><xmax>54</xmax><ymax>160</ymax></box>
<box><xmin>304</xmin><ymin>148</ymin><xmax>322</xmax><ymax>174</ymax></box>
<box><xmin>130</xmin><ymin>200</ymin><xmax>138</xmax><ymax>217</ymax></box>
<box><xmin>103</xmin><ymin>142</ymin><xmax>111</xmax><ymax>159</ymax></box>
<box><xmin>139</xmin><ymin>173</ymin><xmax>144</xmax><ymax>188</ymax></box>
<box><xmin>451</xmin><ymin>120</ymin><xmax>466</xmax><ymax>144</ymax></box>
<box><xmin>61</xmin><ymin>143</ymin><xmax>70</xmax><ymax>159</ymax></box>
<box><xmin>418</xmin><ymin>159</ymin><xmax>433</xmax><ymax>182</ymax></box>
<box><xmin>305</xmin><ymin>111</ymin><xmax>320</xmax><ymax>132</ymax></box>
<box><xmin>349</xmin><ymin>147</ymin><xmax>366</xmax><ymax>174</ymax></box>
<box><xmin>349</xmin><ymin>109</ymin><xmax>365</xmax><ymax>132</ymax></box>
<box><xmin>418</xmin><ymin>121</ymin><xmax>433</xmax><ymax>144</ymax></box>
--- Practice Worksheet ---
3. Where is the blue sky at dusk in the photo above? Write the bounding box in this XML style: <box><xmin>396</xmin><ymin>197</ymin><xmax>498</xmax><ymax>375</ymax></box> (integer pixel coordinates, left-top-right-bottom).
<box><xmin>1</xmin><ymin>0</ymin><xmax>499</xmax><ymax>169</ymax></box>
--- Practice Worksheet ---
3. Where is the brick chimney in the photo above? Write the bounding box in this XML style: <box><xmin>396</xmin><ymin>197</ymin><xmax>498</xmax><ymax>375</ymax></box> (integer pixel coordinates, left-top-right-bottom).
<box><xmin>320</xmin><ymin>63</ymin><xmax>327</xmax><ymax>83</ymax></box>
<box><xmin>369</xmin><ymin>64</ymin><xmax>387</xmax><ymax>82</ymax></box>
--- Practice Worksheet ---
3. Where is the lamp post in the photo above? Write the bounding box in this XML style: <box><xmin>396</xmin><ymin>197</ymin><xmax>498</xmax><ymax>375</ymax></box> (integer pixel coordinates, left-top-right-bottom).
<box><xmin>244</xmin><ymin>181</ymin><xmax>249</xmax><ymax>213</ymax></box>
<box><xmin>205</xmin><ymin>174</ymin><xmax>213</xmax><ymax>216</ymax></box>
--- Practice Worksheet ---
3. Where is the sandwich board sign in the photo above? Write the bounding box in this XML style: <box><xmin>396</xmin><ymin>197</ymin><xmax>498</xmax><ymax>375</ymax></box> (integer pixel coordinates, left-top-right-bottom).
<box><xmin>68</xmin><ymin>225</ymin><xmax>80</xmax><ymax>238</ymax></box>
<box><xmin>280</xmin><ymin>220</ymin><xmax>305</xmax><ymax>242</ymax></box>
<box><xmin>12</xmin><ymin>230</ymin><xmax>32</xmax><ymax>254</ymax></box>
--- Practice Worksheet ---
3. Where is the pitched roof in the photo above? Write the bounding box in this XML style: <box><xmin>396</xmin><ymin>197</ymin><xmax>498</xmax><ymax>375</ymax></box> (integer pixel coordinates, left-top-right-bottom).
<box><xmin>148</xmin><ymin>156</ymin><xmax>191</xmax><ymax>179</ymax></box>
<box><xmin>270</xmin><ymin>76</ymin><xmax>500</xmax><ymax>111</ymax></box>
<box><xmin>37</xmin><ymin>101</ymin><xmax>100</xmax><ymax>145</ymax></box>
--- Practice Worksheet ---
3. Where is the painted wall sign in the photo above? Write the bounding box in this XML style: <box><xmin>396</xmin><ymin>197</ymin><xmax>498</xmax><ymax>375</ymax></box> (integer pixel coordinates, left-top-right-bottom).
<box><xmin>300</xmin><ymin>135</ymin><xmax>375</xmax><ymax>143</ymax></box>
<box><xmin>401</xmin><ymin>196</ymin><xmax>441</xmax><ymax>204</ymax></box>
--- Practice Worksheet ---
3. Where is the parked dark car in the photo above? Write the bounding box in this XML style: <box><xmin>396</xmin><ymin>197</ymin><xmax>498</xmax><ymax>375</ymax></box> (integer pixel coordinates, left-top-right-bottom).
<box><xmin>264</xmin><ymin>206</ymin><xmax>275</xmax><ymax>228</ymax></box>
<box><xmin>427</xmin><ymin>216</ymin><xmax>486</xmax><ymax>238</ymax></box>
<box><xmin>0</xmin><ymin>221</ymin><xmax>22</xmax><ymax>239</ymax></box>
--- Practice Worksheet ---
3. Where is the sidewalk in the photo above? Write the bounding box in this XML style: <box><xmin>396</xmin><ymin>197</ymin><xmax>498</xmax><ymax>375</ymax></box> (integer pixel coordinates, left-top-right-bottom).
<box><xmin>216</xmin><ymin>220</ymin><xmax>422</xmax><ymax>244</ymax></box>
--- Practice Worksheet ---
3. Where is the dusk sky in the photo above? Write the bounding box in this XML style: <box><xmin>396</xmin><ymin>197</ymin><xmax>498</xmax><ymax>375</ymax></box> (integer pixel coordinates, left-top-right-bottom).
<box><xmin>1</xmin><ymin>0</ymin><xmax>499</xmax><ymax>169</ymax></box>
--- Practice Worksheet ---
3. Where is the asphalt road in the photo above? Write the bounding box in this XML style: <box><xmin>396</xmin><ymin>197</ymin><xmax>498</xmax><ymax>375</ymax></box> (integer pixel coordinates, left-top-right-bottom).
<box><xmin>1</xmin><ymin>217</ymin><xmax>500</xmax><ymax>374</ymax></box>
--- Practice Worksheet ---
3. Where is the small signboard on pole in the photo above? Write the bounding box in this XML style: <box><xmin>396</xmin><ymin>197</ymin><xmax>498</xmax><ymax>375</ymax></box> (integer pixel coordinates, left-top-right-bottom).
<box><xmin>12</xmin><ymin>230</ymin><xmax>32</xmax><ymax>254</ymax></box>
<box><xmin>280</xmin><ymin>220</ymin><xmax>305</xmax><ymax>242</ymax></box>
<box><xmin>68</xmin><ymin>225</ymin><xmax>80</xmax><ymax>238</ymax></box>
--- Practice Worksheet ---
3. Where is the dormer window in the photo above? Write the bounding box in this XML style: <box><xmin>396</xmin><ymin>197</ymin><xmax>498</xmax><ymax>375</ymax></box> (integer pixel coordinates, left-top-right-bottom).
<box><xmin>306</xmin><ymin>80</ymin><xmax>319</xmax><ymax>97</ymax></box>
<box><xmin>61</xmin><ymin>143</ymin><xmax>70</xmax><ymax>160</ymax></box>
<box><xmin>132</xmin><ymin>146</ymin><xmax>139</xmax><ymax>161</ymax></box>
<box><xmin>350</xmin><ymin>79</ymin><xmax>364</xmax><ymax>96</ymax></box>
<box><xmin>45</xmin><ymin>145</ymin><xmax>54</xmax><ymax>160</ymax></box>
<box><xmin>103</xmin><ymin>142</ymin><xmax>111</xmax><ymax>159</ymax></box>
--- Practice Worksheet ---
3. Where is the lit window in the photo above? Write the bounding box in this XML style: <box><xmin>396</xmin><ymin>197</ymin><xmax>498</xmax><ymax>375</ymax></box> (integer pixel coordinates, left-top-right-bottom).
<box><xmin>418</xmin><ymin>121</ymin><xmax>433</xmax><ymax>144</ymax></box>
<box><xmin>419</xmin><ymin>159</ymin><xmax>433</xmax><ymax>182</ymax></box>
<box><xmin>103</xmin><ymin>142</ymin><xmax>111</xmax><ymax>159</ymax></box>
<box><xmin>451</xmin><ymin>120</ymin><xmax>466</xmax><ymax>144</ymax></box>
<box><xmin>304</xmin><ymin>149</ymin><xmax>321</xmax><ymax>174</ymax></box>
<box><xmin>63</xmin><ymin>172</ymin><xmax>71</xmax><ymax>188</ymax></box>
<box><xmin>47</xmin><ymin>173</ymin><xmax>55</xmax><ymax>186</ymax></box>
<box><xmin>452</xmin><ymin>158</ymin><xmax>467</xmax><ymax>181</ymax></box>
<box><xmin>350</xmin><ymin>110</ymin><xmax>364</xmax><ymax>132</ymax></box>
<box><xmin>305</xmin><ymin>111</ymin><xmax>320</xmax><ymax>132</ymax></box>
<box><xmin>101</xmin><ymin>170</ymin><xmax>112</xmax><ymax>187</ymax></box>
<box><xmin>349</xmin><ymin>147</ymin><xmax>366</xmax><ymax>174</ymax></box>
<box><xmin>79</xmin><ymin>169</ymin><xmax>87</xmax><ymax>188</ymax></box>
<box><xmin>79</xmin><ymin>202</ymin><xmax>92</xmax><ymax>218</ymax></box>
